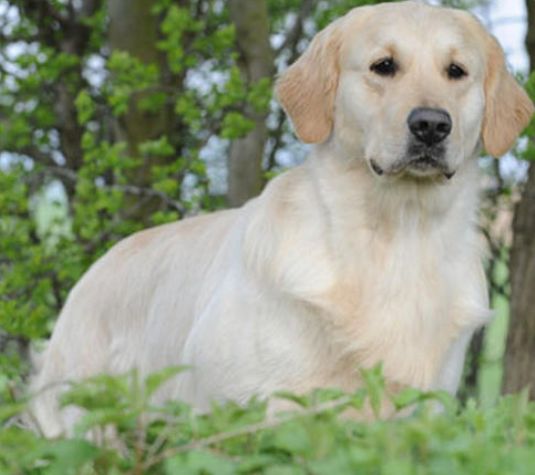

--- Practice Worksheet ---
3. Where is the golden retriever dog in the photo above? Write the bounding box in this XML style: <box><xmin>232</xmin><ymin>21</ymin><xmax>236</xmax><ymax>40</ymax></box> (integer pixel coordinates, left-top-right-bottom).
<box><xmin>31</xmin><ymin>1</ymin><xmax>533</xmax><ymax>436</ymax></box>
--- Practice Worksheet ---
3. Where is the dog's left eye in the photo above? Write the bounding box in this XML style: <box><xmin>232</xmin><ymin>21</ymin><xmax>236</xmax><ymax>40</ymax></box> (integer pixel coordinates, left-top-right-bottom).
<box><xmin>447</xmin><ymin>63</ymin><xmax>467</xmax><ymax>80</ymax></box>
<box><xmin>370</xmin><ymin>58</ymin><xmax>398</xmax><ymax>77</ymax></box>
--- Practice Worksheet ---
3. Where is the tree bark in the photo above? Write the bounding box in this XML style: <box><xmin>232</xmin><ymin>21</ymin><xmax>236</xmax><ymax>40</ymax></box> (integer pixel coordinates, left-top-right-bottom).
<box><xmin>502</xmin><ymin>0</ymin><xmax>535</xmax><ymax>398</ymax></box>
<box><xmin>227</xmin><ymin>0</ymin><xmax>275</xmax><ymax>207</ymax></box>
<box><xmin>108</xmin><ymin>0</ymin><xmax>171</xmax><ymax>153</ymax></box>
<box><xmin>108</xmin><ymin>0</ymin><xmax>173</xmax><ymax>223</ymax></box>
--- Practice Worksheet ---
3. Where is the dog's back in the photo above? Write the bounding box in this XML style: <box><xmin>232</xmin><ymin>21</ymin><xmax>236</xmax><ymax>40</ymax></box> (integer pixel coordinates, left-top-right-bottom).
<box><xmin>30</xmin><ymin>209</ymin><xmax>239</xmax><ymax>436</ymax></box>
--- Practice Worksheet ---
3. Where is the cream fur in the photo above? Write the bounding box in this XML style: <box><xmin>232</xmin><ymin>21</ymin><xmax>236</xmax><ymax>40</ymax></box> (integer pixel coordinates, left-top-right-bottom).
<box><xmin>30</xmin><ymin>1</ymin><xmax>533</xmax><ymax>436</ymax></box>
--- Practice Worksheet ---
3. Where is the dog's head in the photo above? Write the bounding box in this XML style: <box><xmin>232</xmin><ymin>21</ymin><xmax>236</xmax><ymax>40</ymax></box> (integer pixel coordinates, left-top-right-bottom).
<box><xmin>276</xmin><ymin>1</ymin><xmax>534</xmax><ymax>180</ymax></box>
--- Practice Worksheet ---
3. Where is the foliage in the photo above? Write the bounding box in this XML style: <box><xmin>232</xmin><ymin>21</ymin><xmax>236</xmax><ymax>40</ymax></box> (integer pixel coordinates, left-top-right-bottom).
<box><xmin>1</xmin><ymin>367</ymin><xmax>535</xmax><ymax>474</ymax></box>
<box><xmin>0</xmin><ymin>0</ymin><xmax>267</xmax><ymax>346</ymax></box>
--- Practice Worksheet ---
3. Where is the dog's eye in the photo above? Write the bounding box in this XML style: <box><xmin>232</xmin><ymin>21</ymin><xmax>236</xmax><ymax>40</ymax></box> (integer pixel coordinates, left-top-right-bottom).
<box><xmin>370</xmin><ymin>58</ymin><xmax>398</xmax><ymax>77</ymax></box>
<box><xmin>447</xmin><ymin>63</ymin><xmax>467</xmax><ymax>80</ymax></box>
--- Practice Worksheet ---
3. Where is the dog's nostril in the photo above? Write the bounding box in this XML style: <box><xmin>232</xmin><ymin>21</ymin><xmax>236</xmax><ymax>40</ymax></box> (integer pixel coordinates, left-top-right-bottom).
<box><xmin>418</xmin><ymin>121</ymin><xmax>429</xmax><ymax>131</ymax></box>
<box><xmin>437</xmin><ymin>122</ymin><xmax>451</xmax><ymax>134</ymax></box>
<box><xmin>408</xmin><ymin>107</ymin><xmax>452</xmax><ymax>145</ymax></box>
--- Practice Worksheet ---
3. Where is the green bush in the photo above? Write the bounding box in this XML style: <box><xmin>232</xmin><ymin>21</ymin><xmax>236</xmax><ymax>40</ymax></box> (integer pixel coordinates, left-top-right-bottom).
<box><xmin>1</xmin><ymin>367</ymin><xmax>534</xmax><ymax>474</ymax></box>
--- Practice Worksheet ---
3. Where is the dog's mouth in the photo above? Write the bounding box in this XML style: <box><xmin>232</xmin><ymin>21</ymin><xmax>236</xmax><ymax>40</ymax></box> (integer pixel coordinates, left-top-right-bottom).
<box><xmin>405</xmin><ymin>155</ymin><xmax>454</xmax><ymax>178</ymax></box>
<box><xmin>370</xmin><ymin>146</ymin><xmax>455</xmax><ymax>180</ymax></box>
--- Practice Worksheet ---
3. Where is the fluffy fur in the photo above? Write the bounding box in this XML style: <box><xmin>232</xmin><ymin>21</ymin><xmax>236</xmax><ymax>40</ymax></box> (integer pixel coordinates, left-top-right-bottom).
<box><xmin>31</xmin><ymin>1</ymin><xmax>534</xmax><ymax>436</ymax></box>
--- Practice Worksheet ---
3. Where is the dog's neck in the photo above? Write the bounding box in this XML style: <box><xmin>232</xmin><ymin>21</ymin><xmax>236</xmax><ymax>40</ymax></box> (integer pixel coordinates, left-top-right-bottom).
<box><xmin>307</xmin><ymin>142</ymin><xmax>481</xmax><ymax>238</ymax></box>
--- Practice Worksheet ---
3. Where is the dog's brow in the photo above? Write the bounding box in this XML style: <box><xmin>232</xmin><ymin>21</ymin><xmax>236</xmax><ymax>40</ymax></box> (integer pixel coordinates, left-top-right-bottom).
<box><xmin>369</xmin><ymin>42</ymin><xmax>399</xmax><ymax>63</ymax></box>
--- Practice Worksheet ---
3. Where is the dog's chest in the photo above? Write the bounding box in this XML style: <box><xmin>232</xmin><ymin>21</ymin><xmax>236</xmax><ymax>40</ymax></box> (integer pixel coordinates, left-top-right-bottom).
<box><xmin>316</xmin><ymin>226</ymin><xmax>481</xmax><ymax>390</ymax></box>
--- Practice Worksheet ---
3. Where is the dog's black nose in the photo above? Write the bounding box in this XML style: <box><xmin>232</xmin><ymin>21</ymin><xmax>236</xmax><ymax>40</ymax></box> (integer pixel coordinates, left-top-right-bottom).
<box><xmin>407</xmin><ymin>108</ymin><xmax>452</xmax><ymax>145</ymax></box>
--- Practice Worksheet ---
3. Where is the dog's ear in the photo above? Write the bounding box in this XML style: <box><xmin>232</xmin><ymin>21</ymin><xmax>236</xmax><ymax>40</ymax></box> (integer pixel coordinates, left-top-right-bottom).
<box><xmin>276</xmin><ymin>22</ymin><xmax>343</xmax><ymax>144</ymax></box>
<box><xmin>482</xmin><ymin>36</ymin><xmax>534</xmax><ymax>157</ymax></box>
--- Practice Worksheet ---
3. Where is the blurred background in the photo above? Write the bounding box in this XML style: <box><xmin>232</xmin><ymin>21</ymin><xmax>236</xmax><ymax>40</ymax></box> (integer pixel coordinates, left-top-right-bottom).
<box><xmin>0</xmin><ymin>0</ymin><xmax>534</xmax><ymax>406</ymax></box>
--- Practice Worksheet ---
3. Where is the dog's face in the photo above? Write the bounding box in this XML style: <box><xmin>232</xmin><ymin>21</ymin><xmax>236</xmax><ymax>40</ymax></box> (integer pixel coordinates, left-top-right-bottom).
<box><xmin>277</xmin><ymin>1</ymin><xmax>533</xmax><ymax>180</ymax></box>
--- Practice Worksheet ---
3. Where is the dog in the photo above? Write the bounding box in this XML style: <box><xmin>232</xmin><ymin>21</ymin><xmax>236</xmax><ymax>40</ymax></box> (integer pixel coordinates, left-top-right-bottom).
<box><xmin>31</xmin><ymin>1</ymin><xmax>534</xmax><ymax>436</ymax></box>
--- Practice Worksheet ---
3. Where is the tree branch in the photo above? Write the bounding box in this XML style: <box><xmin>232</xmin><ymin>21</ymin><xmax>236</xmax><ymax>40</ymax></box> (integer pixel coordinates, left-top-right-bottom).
<box><xmin>143</xmin><ymin>394</ymin><xmax>356</xmax><ymax>471</ymax></box>
<box><xmin>275</xmin><ymin>0</ymin><xmax>315</xmax><ymax>57</ymax></box>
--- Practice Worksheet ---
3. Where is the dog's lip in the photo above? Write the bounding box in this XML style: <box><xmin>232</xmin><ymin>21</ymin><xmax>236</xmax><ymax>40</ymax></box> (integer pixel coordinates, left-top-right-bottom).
<box><xmin>370</xmin><ymin>159</ymin><xmax>384</xmax><ymax>176</ymax></box>
<box><xmin>369</xmin><ymin>156</ymin><xmax>455</xmax><ymax>180</ymax></box>
<box><xmin>408</xmin><ymin>155</ymin><xmax>442</xmax><ymax>169</ymax></box>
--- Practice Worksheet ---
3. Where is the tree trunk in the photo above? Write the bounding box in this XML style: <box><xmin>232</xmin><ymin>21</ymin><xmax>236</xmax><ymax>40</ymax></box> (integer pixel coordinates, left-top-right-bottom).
<box><xmin>227</xmin><ymin>0</ymin><xmax>274</xmax><ymax>207</ymax></box>
<box><xmin>108</xmin><ymin>0</ymin><xmax>168</xmax><ymax>155</ymax></box>
<box><xmin>108</xmin><ymin>0</ymin><xmax>173</xmax><ymax>223</ymax></box>
<box><xmin>502</xmin><ymin>0</ymin><xmax>535</xmax><ymax>398</ymax></box>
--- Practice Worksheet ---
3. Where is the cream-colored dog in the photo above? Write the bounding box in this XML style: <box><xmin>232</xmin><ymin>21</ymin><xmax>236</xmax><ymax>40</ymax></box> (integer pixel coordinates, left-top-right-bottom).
<box><xmin>31</xmin><ymin>1</ymin><xmax>533</xmax><ymax>436</ymax></box>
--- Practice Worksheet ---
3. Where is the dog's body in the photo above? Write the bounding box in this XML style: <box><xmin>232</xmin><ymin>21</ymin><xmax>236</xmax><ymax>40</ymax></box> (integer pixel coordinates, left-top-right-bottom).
<box><xmin>31</xmin><ymin>1</ymin><xmax>533</xmax><ymax>436</ymax></box>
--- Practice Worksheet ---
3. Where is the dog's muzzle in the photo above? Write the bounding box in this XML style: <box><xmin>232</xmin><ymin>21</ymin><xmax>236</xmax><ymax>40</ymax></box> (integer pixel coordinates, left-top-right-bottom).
<box><xmin>369</xmin><ymin>107</ymin><xmax>456</xmax><ymax>180</ymax></box>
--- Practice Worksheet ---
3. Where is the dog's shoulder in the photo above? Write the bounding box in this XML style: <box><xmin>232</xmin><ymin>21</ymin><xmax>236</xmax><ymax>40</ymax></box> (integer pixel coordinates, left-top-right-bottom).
<box><xmin>242</xmin><ymin>164</ymin><xmax>339</xmax><ymax>302</ymax></box>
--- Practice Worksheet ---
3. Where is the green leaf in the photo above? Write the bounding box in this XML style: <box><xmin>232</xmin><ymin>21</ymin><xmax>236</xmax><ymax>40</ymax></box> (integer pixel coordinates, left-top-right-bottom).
<box><xmin>74</xmin><ymin>90</ymin><xmax>95</xmax><ymax>125</ymax></box>
<box><xmin>393</xmin><ymin>387</ymin><xmax>423</xmax><ymax>410</ymax></box>
<box><xmin>0</xmin><ymin>402</ymin><xmax>27</xmax><ymax>424</ymax></box>
<box><xmin>139</xmin><ymin>136</ymin><xmax>176</xmax><ymax>158</ymax></box>
<box><xmin>247</xmin><ymin>77</ymin><xmax>272</xmax><ymax>113</ymax></box>
<box><xmin>264</xmin><ymin>465</ymin><xmax>307</xmax><ymax>475</ymax></box>
<box><xmin>32</xmin><ymin>439</ymin><xmax>99</xmax><ymax>475</ymax></box>
<box><xmin>360</xmin><ymin>364</ymin><xmax>385</xmax><ymax>417</ymax></box>
<box><xmin>269</xmin><ymin>421</ymin><xmax>311</xmax><ymax>455</ymax></box>
<box><xmin>145</xmin><ymin>366</ymin><xmax>188</xmax><ymax>398</ymax></box>
<box><xmin>220</xmin><ymin>112</ymin><xmax>255</xmax><ymax>139</ymax></box>
<box><xmin>274</xmin><ymin>391</ymin><xmax>310</xmax><ymax>408</ymax></box>
<box><xmin>164</xmin><ymin>450</ymin><xmax>236</xmax><ymax>475</ymax></box>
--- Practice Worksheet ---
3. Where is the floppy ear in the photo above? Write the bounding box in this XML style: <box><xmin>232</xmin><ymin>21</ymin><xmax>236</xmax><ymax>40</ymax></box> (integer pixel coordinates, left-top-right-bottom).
<box><xmin>482</xmin><ymin>36</ymin><xmax>534</xmax><ymax>157</ymax></box>
<box><xmin>275</xmin><ymin>21</ymin><xmax>343</xmax><ymax>144</ymax></box>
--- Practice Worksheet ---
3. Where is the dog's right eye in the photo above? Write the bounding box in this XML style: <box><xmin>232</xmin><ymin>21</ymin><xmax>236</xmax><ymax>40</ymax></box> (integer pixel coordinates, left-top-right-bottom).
<box><xmin>370</xmin><ymin>58</ymin><xmax>398</xmax><ymax>77</ymax></box>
